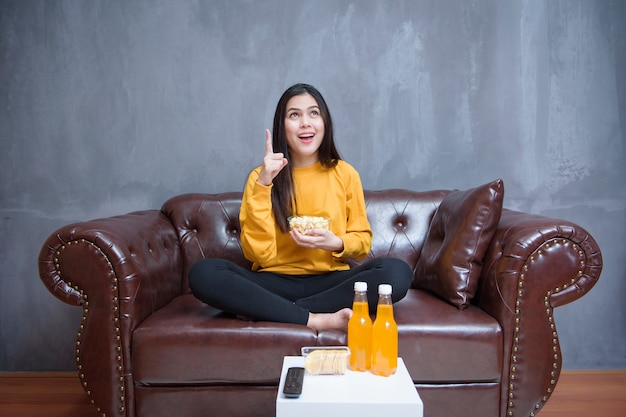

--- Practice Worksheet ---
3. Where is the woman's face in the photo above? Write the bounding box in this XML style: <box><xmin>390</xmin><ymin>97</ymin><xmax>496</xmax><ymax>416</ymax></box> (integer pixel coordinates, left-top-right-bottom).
<box><xmin>284</xmin><ymin>93</ymin><xmax>325</xmax><ymax>167</ymax></box>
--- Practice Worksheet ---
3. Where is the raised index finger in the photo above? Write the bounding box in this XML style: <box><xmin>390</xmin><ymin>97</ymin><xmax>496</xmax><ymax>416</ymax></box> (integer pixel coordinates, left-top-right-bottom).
<box><xmin>265</xmin><ymin>129</ymin><xmax>273</xmax><ymax>155</ymax></box>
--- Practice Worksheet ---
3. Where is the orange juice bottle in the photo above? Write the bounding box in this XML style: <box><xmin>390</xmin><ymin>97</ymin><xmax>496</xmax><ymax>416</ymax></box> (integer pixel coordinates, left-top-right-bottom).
<box><xmin>347</xmin><ymin>281</ymin><xmax>372</xmax><ymax>371</ymax></box>
<box><xmin>371</xmin><ymin>284</ymin><xmax>397</xmax><ymax>376</ymax></box>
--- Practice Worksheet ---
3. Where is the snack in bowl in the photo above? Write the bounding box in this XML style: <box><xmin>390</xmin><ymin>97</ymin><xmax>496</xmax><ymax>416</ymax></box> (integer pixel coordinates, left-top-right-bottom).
<box><xmin>288</xmin><ymin>215</ymin><xmax>331</xmax><ymax>235</ymax></box>
<box><xmin>301</xmin><ymin>346</ymin><xmax>350</xmax><ymax>375</ymax></box>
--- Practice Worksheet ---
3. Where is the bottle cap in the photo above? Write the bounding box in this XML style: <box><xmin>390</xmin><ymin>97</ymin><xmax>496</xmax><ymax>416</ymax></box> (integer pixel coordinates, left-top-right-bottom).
<box><xmin>354</xmin><ymin>281</ymin><xmax>367</xmax><ymax>292</ymax></box>
<box><xmin>378</xmin><ymin>284</ymin><xmax>392</xmax><ymax>295</ymax></box>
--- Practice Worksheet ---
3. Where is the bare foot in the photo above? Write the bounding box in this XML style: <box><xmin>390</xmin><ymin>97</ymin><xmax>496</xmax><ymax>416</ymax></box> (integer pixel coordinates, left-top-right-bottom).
<box><xmin>307</xmin><ymin>308</ymin><xmax>353</xmax><ymax>331</ymax></box>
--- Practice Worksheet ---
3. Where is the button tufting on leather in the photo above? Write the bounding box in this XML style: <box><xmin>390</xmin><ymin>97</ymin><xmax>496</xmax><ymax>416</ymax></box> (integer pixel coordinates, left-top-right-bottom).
<box><xmin>226</xmin><ymin>221</ymin><xmax>240</xmax><ymax>236</ymax></box>
<box><xmin>393</xmin><ymin>215</ymin><xmax>408</xmax><ymax>231</ymax></box>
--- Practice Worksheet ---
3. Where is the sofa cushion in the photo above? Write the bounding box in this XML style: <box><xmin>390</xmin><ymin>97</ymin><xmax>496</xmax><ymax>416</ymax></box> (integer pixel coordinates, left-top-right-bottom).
<box><xmin>132</xmin><ymin>291</ymin><xmax>501</xmax><ymax>386</ymax></box>
<box><xmin>395</xmin><ymin>289</ymin><xmax>502</xmax><ymax>383</ymax></box>
<box><xmin>414</xmin><ymin>179</ymin><xmax>504</xmax><ymax>309</ymax></box>
<box><xmin>132</xmin><ymin>294</ymin><xmax>324</xmax><ymax>385</ymax></box>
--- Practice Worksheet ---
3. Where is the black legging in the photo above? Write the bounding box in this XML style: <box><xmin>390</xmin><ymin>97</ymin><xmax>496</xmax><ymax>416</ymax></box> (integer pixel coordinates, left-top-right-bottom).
<box><xmin>188</xmin><ymin>257</ymin><xmax>413</xmax><ymax>326</ymax></box>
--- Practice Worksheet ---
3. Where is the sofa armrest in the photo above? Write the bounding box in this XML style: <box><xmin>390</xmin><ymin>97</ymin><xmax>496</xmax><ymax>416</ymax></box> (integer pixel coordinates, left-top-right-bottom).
<box><xmin>477</xmin><ymin>209</ymin><xmax>602</xmax><ymax>417</ymax></box>
<box><xmin>38</xmin><ymin>210</ymin><xmax>183</xmax><ymax>417</ymax></box>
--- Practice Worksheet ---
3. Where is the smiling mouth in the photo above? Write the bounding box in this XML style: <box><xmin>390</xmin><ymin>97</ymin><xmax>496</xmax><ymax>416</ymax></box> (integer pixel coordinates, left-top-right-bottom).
<box><xmin>298</xmin><ymin>133</ymin><xmax>315</xmax><ymax>143</ymax></box>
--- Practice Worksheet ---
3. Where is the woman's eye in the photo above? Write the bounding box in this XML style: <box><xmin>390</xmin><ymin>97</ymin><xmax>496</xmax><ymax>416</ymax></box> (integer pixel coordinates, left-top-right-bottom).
<box><xmin>289</xmin><ymin>112</ymin><xmax>299</xmax><ymax>118</ymax></box>
<box><xmin>310</xmin><ymin>110</ymin><xmax>319</xmax><ymax>117</ymax></box>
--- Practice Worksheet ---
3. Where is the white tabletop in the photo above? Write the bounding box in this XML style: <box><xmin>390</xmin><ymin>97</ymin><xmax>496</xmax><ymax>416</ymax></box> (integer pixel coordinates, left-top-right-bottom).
<box><xmin>276</xmin><ymin>356</ymin><xmax>423</xmax><ymax>417</ymax></box>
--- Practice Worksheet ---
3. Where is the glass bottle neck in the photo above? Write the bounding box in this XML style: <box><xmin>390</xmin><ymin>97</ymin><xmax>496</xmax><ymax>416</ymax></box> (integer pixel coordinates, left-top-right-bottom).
<box><xmin>377</xmin><ymin>294</ymin><xmax>392</xmax><ymax>305</ymax></box>
<box><xmin>354</xmin><ymin>291</ymin><xmax>368</xmax><ymax>303</ymax></box>
<box><xmin>376</xmin><ymin>294</ymin><xmax>393</xmax><ymax>317</ymax></box>
<box><xmin>353</xmin><ymin>291</ymin><xmax>369</xmax><ymax>316</ymax></box>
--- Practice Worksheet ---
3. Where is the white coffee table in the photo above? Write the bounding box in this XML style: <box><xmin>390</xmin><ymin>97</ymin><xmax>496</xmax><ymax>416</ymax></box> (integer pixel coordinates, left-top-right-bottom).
<box><xmin>276</xmin><ymin>356</ymin><xmax>423</xmax><ymax>417</ymax></box>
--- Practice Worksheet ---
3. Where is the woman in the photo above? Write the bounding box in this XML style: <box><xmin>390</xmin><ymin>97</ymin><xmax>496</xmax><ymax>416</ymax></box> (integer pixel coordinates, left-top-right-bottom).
<box><xmin>189</xmin><ymin>83</ymin><xmax>412</xmax><ymax>331</ymax></box>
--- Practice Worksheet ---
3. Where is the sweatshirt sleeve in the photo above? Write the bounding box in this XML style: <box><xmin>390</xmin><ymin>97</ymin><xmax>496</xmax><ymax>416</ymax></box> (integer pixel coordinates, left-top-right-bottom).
<box><xmin>332</xmin><ymin>164</ymin><xmax>372</xmax><ymax>261</ymax></box>
<box><xmin>239</xmin><ymin>168</ymin><xmax>278</xmax><ymax>266</ymax></box>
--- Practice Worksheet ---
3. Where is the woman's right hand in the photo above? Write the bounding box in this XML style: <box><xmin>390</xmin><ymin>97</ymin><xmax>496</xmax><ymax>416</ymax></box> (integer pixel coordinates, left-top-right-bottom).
<box><xmin>257</xmin><ymin>129</ymin><xmax>288</xmax><ymax>186</ymax></box>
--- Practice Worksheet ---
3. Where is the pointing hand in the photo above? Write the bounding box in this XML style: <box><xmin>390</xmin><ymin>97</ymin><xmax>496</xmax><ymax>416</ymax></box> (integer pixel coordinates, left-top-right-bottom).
<box><xmin>257</xmin><ymin>129</ymin><xmax>288</xmax><ymax>186</ymax></box>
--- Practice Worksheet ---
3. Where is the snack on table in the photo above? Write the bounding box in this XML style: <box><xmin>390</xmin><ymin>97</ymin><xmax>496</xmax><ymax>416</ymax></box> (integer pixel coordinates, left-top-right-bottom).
<box><xmin>303</xmin><ymin>349</ymin><xmax>349</xmax><ymax>375</ymax></box>
<box><xmin>288</xmin><ymin>215</ymin><xmax>331</xmax><ymax>235</ymax></box>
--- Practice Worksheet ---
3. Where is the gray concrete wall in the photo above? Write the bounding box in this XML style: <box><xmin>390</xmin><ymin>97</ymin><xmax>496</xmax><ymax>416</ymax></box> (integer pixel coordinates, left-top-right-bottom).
<box><xmin>1</xmin><ymin>0</ymin><xmax>624</xmax><ymax>371</ymax></box>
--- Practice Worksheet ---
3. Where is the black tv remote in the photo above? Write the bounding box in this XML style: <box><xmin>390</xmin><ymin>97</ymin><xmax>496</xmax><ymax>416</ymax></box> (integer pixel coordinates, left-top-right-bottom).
<box><xmin>283</xmin><ymin>367</ymin><xmax>305</xmax><ymax>398</ymax></box>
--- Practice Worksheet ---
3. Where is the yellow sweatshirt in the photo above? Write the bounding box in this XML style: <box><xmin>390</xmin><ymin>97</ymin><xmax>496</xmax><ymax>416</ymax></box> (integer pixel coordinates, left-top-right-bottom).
<box><xmin>240</xmin><ymin>160</ymin><xmax>372</xmax><ymax>274</ymax></box>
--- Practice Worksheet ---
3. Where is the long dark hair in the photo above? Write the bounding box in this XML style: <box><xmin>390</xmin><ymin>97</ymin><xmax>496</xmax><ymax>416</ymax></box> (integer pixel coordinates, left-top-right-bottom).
<box><xmin>271</xmin><ymin>83</ymin><xmax>342</xmax><ymax>232</ymax></box>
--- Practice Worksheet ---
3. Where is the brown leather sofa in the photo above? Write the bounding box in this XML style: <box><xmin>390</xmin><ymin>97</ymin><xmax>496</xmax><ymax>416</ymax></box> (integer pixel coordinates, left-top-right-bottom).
<box><xmin>38</xmin><ymin>180</ymin><xmax>602</xmax><ymax>417</ymax></box>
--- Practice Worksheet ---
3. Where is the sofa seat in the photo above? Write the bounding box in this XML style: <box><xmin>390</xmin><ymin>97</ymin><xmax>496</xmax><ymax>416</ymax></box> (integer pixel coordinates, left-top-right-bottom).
<box><xmin>395</xmin><ymin>290</ymin><xmax>502</xmax><ymax>383</ymax></box>
<box><xmin>132</xmin><ymin>294</ymin><xmax>319</xmax><ymax>385</ymax></box>
<box><xmin>132</xmin><ymin>290</ymin><xmax>502</xmax><ymax>387</ymax></box>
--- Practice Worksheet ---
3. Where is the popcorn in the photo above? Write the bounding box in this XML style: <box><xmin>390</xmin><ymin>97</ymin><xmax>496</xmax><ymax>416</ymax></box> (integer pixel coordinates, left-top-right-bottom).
<box><xmin>288</xmin><ymin>215</ymin><xmax>331</xmax><ymax>235</ymax></box>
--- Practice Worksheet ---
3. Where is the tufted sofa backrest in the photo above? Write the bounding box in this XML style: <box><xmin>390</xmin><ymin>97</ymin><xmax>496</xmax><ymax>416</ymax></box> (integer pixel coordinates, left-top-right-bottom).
<box><xmin>162</xmin><ymin>189</ymin><xmax>450</xmax><ymax>293</ymax></box>
<box><xmin>359</xmin><ymin>189</ymin><xmax>449</xmax><ymax>270</ymax></box>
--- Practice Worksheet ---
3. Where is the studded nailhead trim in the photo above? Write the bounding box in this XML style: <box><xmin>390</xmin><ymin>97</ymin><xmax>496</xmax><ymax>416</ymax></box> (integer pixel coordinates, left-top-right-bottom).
<box><xmin>506</xmin><ymin>239</ymin><xmax>585</xmax><ymax>417</ymax></box>
<box><xmin>55</xmin><ymin>238</ymin><xmax>126</xmax><ymax>417</ymax></box>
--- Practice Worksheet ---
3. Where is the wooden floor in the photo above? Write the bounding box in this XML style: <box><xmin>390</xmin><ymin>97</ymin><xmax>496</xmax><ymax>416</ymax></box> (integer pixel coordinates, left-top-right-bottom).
<box><xmin>0</xmin><ymin>370</ymin><xmax>624</xmax><ymax>417</ymax></box>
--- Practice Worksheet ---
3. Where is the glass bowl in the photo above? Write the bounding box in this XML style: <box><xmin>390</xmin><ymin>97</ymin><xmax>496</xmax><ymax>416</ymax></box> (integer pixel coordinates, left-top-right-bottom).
<box><xmin>287</xmin><ymin>215</ymin><xmax>331</xmax><ymax>235</ymax></box>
